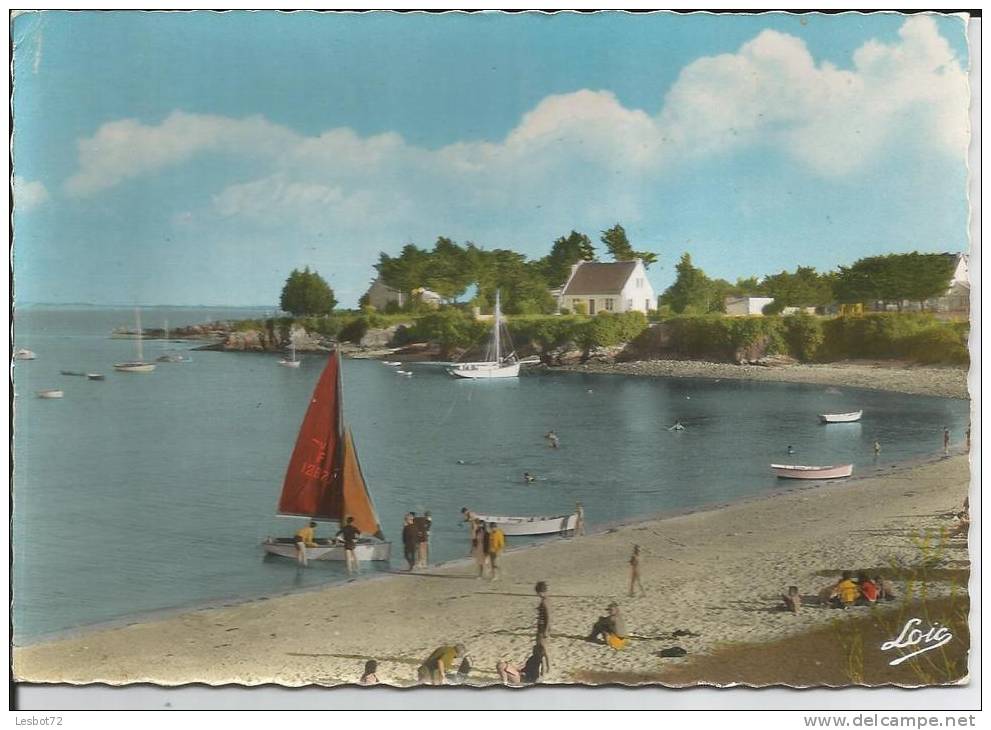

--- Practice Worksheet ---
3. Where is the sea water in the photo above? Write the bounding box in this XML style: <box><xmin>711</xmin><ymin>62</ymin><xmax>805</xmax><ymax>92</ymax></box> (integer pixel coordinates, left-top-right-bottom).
<box><xmin>11</xmin><ymin>306</ymin><xmax>970</xmax><ymax>642</ymax></box>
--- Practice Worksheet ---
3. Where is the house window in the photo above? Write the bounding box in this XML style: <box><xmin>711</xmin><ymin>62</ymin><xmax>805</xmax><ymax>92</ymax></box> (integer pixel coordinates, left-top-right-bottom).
<box><xmin>605</xmin><ymin>298</ymin><xmax>614</xmax><ymax>311</ymax></box>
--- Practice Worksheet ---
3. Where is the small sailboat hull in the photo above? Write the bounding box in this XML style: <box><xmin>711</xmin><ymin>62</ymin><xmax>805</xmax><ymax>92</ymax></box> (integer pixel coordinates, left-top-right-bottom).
<box><xmin>86</xmin><ymin>373</ymin><xmax>105</xmax><ymax>381</ymax></box>
<box><xmin>263</xmin><ymin>538</ymin><xmax>392</xmax><ymax>562</ymax></box>
<box><xmin>36</xmin><ymin>389</ymin><xmax>64</xmax><ymax>399</ymax></box>
<box><xmin>14</xmin><ymin>349</ymin><xmax>36</xmax><ymax>360</ymax></box>
<box><xmin>278</xmin><ymin>359</ymin><xmax>301</xmax><ymax>368</ymax></box>
<box><xmin>449</xmin><ymin>362</ymin><xmax>521</xmax><ymax>379</ymax></box>
<box><xmin>771</xmin><ymin>463</ymin><xmax>854</xmax><ymax>479</ymax></box>
<box><xmin>114</xmin><ymin>362</ymin><xmax>156</xmax><ymax>373</ymax></box>
<box><xmin>819</xmin><ymin>410</ymin><xmax>863</xmax><ymax>423</ymax></box>
<box><xmin>473</xmin><ymin>512</ymin><xmax>578</xmax><ymax>535</ymax></box>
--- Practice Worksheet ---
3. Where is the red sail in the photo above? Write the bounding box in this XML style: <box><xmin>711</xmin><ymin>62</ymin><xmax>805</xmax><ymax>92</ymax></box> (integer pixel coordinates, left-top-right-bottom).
<box><xmin>277</xmin><ymin>353</ymin><xmax>345</xmax><ymax>520</ymax></box>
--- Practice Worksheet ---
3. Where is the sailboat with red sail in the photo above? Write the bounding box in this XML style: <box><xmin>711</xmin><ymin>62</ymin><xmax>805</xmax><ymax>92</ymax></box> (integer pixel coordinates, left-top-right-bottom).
<box><xmin>263</xmin><ymin>349</ymin><xmax>391</xmax><ymax>562</ymax></box>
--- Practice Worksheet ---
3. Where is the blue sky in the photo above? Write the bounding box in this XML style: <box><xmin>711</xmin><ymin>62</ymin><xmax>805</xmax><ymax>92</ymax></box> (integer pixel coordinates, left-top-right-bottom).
<box><xmin>12</xmin><ymin>11</ymin><xmax>971</xmax><ymax>307</ymax></box>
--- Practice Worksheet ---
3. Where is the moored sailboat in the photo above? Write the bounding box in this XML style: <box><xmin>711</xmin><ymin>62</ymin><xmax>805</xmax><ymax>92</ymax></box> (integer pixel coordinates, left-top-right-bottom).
<box><xmin>114</xmin><ymin>309</ymin><xmax>156</xmax><ymax>373</ymax></box>
<box><xmin>263</xmin><ymin>349</ymin><xmax>391</xmax><ymax>562</ymax></box>
<box><xmin>448</xmin><ymin>290</ymin><xmax>520</xmax><ymax>379</ymax></box>
<box><xmin>278</xmin><ymin>343</ymin><xmax>301</xmax><ymax>368</ymax></box>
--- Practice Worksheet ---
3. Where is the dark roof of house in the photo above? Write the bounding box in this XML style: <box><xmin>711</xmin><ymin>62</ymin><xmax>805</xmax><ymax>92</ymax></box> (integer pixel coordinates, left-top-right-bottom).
<box><xmin>561</xmin><ymin>261</ymin><xmax>639</xmax><ymax>296</ymax></box>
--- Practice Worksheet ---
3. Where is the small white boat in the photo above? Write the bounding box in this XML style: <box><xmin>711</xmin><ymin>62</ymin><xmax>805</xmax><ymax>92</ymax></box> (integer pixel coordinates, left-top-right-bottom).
<box><xmin>14</xmin><ymin>349</ymin><xmax>36</xmax><ymax>360</ymax></box>
<box><xmin>473</xmin><ymin>512</ymin><xmax>579</xmax><ymax>536</ymax></box>
<box><xmin>262</xmin><ymin>537</ymin><xmax>391</xmax><ymax>562</ymax></box>
<box><xmin>771</xmin><ymin>463</ymin><xmax>854</xmax><ymax>480</ymax></box>
<box><xmin>278</xmin><ymin>344</ymin><xmax>301</xmax><ymax>368</ymax></box>
<box><xmin>86</xmin><ymin>373</ymin><xmax>105</xmax><ymax>381</ymax></box>
<box><xmin>36</xmin><ymin>389</ymin><xmax>63</xmax><ymax>399</ymax></box>
<box><xmin>114</xmin><ymin>309</ymin><xmax>156</xmax><ymax>373</ymax></box>
<box><xmin>396</xmin><ymin>369</ymin><xmax>413</xmax><ymax>376</ymax></box>
<box><xmin>383</xmin><ymin>361</ymin><xmax>402</xmax><ymax>366</ymax></box>
<box><xmin>819</xmin><ymin>410</ymin><xmax>863</xmax><ymax>423</ymax></box>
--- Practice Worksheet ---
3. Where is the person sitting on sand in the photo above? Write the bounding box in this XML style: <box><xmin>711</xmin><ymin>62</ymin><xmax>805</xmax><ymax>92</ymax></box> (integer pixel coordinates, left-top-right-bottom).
<box><xmin>417</xmin><ymin>644</ymin><xmax>466</xmax><ymax>685</ymax></box>
<box><xmin>829</xmin><ymin>571</ymin><xmax>860</xmax><ymax>609</ymax></box>
<box><xmin>496</xmin><ymin>635</ymin><xmax>551</xmax><ymax>686</ymax></box>
<box><xmin>782</xmin><ymin>586</ymin><xmax>801</xmax><ymax>614</ymax></box>
<box><xmin>857</xmin><ymin>572</ymin><xmax>879</xmax><ymax>604</ymax></box>
<box><xmin>359</xmin><ymin>659</ymin><xmax>379</xmax><ymax>685</ymax></box>
<box><xmin>496</xmin><ymin>659</ymin><xmax>522</xmax><ymax>685</ymax></box>
<box><xmin>588</xmin><ymin>602</ymin><xmax>627</xmax><ymax>645</ymax></box>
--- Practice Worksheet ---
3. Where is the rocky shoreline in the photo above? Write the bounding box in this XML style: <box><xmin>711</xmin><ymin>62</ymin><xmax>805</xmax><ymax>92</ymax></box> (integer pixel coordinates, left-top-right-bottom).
<box><xmin>556</xmin><ymin>358</ymin><xmax>971</xmax><ymax>400</ymax></box>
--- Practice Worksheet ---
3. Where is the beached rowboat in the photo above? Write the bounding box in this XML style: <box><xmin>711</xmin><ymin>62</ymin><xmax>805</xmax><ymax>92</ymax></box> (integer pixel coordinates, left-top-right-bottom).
<box><xmin>771</xmin><ymin>463</ymin><xmax>853</xmax><ymax>480</ymax></box>
<box><xmin>819</xmin><ymin>410</ymin><xmax>863</xmax><ymax>423</ymax></box>
<box><xmin>473</xmin><ymin>512</ymin><xmax>578</xmax><ymax>536</ymax></box>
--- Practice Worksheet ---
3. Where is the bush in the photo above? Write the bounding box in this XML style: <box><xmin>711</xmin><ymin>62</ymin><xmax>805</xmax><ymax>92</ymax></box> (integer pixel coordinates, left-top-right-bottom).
<box><xmin>819</xmin><ymin>313</ymin><xmax>968</xmax><ymax>364</ymax></box>
<box><xmin>407</xmin><ymin>309</ymin><xmax>488</xmax><ymax>355</ymax></box>
<box><xmin>783</xmin><ymin>312</ymin><xmax>824</xmax><ymax>361</ymax></box>
<box><xmin>339</xmin><ymin>317</ymin><xmax>369</xmax><ymax>344</ymax></box>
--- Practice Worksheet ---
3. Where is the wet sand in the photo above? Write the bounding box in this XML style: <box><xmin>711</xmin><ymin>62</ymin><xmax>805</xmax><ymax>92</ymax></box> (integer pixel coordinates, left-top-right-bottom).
<box><xmin>13</xmin><ymin>454</ymin><xmax>971</xmax><ymax>687</ymax></box>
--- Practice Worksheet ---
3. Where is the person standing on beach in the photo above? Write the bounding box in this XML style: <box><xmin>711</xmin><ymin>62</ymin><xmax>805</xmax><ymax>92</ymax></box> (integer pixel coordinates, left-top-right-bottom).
<box><xmin>414</xmin><ymin>512</ymin><xmax>432</xmax><ymax>568</ymax></box>
<box><xmin>944</xmin><ymin>427</ymin><xmax>951</xmax><ymax>455</ymax></box>
<box><xmin>535</xmin><ymin>581</ymin><xmax>550</xmax><ymax>641</ymax></box>
<box><xmin>335</xmin><ymin>516</ymin><xmax>361</xmax><ymax>576</ymax></box>
<box><xmin>873</xmin><ymin>440</ymin><xmax>881</xmax><ymax>457</ymax></box>
<box><xmin>628</xmin><ymin>545</ymin><xmax>646</xmax><ymax>597</ymax></box>
<box><xmin>574</xmin><ymin>503</ymin><xmax>585</xmax><ymax>536</ymax></box>
<box><xmin>401</xmin><ymin>514</ymin><xmax>418</xmax><ymax>571</ymax></box>
<box><xmin>487</xmin><ymin>522</ymin><xmax>505</xmax><ymax>581</ymax></box>
<box><xmin>294</xmin><ymin>520</ymin><xmax>318</xmax><ymax>567</ymax></box>
<box><xmin>472</xmin><ymin>520</ymin><xmax>488</xmax><ymax>578</ymax></box>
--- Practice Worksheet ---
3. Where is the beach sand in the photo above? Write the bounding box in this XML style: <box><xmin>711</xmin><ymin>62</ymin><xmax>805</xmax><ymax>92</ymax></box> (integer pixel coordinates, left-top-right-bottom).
<box><xmin>558</xmin><ymin>359</ymin><xmax>970</xmax><ymax>400</ymax></box>
<box><xmin>13</xmin><ymin>454</ymin><xmax>972</xmax><ymax>687</ymax></box>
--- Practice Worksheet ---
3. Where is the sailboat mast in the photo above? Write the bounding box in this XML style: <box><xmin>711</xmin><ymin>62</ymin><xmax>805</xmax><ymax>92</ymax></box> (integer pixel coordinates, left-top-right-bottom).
<box><xmin>136</xmin><ymin>308</ymin><xmax>143</xmax><ymax>362</ymax></box>
<box><xmin>494</xmin><ymin>290</ymin><xmax>501</xmax><ymax>363</ymax></box>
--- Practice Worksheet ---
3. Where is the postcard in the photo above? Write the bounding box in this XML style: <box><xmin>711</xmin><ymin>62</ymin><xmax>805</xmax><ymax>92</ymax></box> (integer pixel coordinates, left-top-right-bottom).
<box><xmin>10</xmin><ymin>9</ymin><xmax>975</xmax><ymax>698</ymax></box>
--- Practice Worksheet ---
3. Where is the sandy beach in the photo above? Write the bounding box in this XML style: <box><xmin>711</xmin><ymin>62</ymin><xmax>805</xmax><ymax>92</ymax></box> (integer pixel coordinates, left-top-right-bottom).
<box><xmin>13</xmin><ymin>453</ymin><xmax>971</xmax><ymax>687</ymax></box>
<box><xmin>557</xmin><ymin>359</ymin><xmax>970</xmax><ymax>400</ymax></box>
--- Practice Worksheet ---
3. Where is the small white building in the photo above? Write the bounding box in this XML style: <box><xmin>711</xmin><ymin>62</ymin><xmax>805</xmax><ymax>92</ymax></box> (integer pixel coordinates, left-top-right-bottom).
<box><xmin>930</xmin><ymin>252</ymin><xmax>970</xmax><ymax>313</ymax></box>
<box><xmin>724</xmin><ymin>296</ymin><xmax>775</xmax><ymax>316</ymax></box>
<box><xmin>558</xmin><ymin>260</ymin><xmax>656</xmax><ymax>315</ymax></box>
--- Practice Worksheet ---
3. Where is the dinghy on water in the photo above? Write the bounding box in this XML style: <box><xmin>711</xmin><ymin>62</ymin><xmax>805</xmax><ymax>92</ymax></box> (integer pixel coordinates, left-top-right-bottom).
<box><xmin>86</xmin><ymin>373</ymin><xmax>105</xmax><ymax>381</ymax></box>
<box><xmin>36</xmin><ymin>389</ymin><xmax>64</xmax><ymax>399</ymax></box>
<box><xmin>14</xmin><ymin>349</ymin><xmax>36</xmax><ymax>360</ymax></box>
<box><xmin>819</xmin><ymin>410</ymin><xmax>863</xmax><ymax>423</ymax></box>
<box><xmin>262</xmin><ymin>348</ymin><xmax>391</xmax><ymax>562</ymax></box>
<box><xmin>771</xmin><ymin>463</ymin><xmax>854</xmax><ymax>480</ymax></box>
<box><xmin>473</xmin><ymin>512</ymin><xmax>579</xmax><ymax>536</ymax></box>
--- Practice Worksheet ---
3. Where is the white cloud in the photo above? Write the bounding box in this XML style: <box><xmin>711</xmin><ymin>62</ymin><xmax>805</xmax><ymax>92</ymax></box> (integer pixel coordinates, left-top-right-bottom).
<box><xmin>659</xmin><ymin>15</ymin><xmax>968</xmax><ymax>175</ymax></box>
<box><xmin>64</xmin><ymin>16</ymin><xmax>969</xmax><ymax>225</ymax></box>
<box><xmin>13</xmin><ymin>176</ymin><xmax>49</xmax><ymax>211</ymax></box>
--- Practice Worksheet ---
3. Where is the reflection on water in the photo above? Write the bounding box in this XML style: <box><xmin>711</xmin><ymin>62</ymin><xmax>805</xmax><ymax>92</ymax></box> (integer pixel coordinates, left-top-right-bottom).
<box><xmin>12</xmin><ymin>307</ymin><xmax>969</xmax><ymax>641</ymax></box>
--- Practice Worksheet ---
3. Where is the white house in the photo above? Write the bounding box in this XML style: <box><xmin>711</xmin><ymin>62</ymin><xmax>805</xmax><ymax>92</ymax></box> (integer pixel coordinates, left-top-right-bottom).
<box><xmin>724</xmin><ymin>296</ymin><xmax>775</xmax><ymax>316</ymax></box>
<box><xmin>558</xmin><ymin>260</ymin><xmax>656</xmax><ymax>315</ymax></box>
<box><xmin>363</xmin><ymin>277</ymin><xmax>442</xmax><ymax>310</ymax></box>
<box><xmin>931</xmin><ymin>252</ymin><xmax>970</xmax><ymax>313</ymax></box>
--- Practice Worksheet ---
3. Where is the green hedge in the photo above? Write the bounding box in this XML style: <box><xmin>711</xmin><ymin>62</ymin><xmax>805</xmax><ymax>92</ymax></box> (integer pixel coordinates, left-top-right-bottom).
<box><xmin>820</xmin><ymin>313</ymin><xmax>968</xmax><ymax>364</ymax></box>
<box><xmin>664</xmin><ymin>315</ymin><xmax>785</xmax><ymax>359</ymax></box>
<box><xmin>508</xmin><ymin>311</ymin><xmax>649</xmax><ymax>352</ymax></box>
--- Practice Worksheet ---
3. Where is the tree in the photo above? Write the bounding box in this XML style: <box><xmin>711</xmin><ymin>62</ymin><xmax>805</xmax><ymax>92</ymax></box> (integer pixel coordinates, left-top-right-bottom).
<box><xmin>762</xmin><ymin>267</ymin><xmax>834</xmax><ymax>308</ymax></box>
<box><xmin>835</xmin><ymin>253</ymin><xmax>954</xmax><ymax>310</ymax></box>
<box><xmin>539</xmin><ymin>231</ymin><xmax>596</xmax><ymax>288</ymax></box>
<box><xmin>279</xmin><ymin>267</ymin><xmax>337</xmax><ymax>316</ymax></box>
<box><xmin>473</xmin><ymin>248</ymin><xmax>555</xmax><ymax>315</ymax></box>
<box><xmin>600</xmin><ymin>223</ymin><xmax>658</xmax><ymax>269</ymax></box>
<box><xmin>375</xmin><ymin>243</ymin><xmax>431</xmax><ymax>302</ymax></box>
<box><xmin>423</xmin><ymin>237</ymin><xmax>474</xmax><ymax>302</ymax></box>
<box><xmin>659</xmin><ymin>253</ymin><xmax>721</xmax><ymax>314</ymax></box>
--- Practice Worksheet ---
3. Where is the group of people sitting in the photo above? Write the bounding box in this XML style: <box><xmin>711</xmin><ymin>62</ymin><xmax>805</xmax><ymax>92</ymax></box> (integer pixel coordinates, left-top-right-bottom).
<box><xmin>782</xmin><ymin>571</ymin><xmax>897</xmax><ymax>613</ymax></box>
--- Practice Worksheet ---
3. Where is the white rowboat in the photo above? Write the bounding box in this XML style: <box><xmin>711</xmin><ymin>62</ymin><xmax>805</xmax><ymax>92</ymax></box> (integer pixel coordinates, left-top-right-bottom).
<box><xmin>771</xmin><ymin>463</ymin><xmax>854</xmax><ymax>480</ymax></box>
<box><xmin>819</xmin><ymin>410</ymin><xmax>863</xmax><ymax>423</ymax></box>
<box><xmin>473</xmin><ymin>512</ymin><xmax>578</xmax><ymax>536</ymax></box>
<box><xmin>14</xmin><ymin>349</ymin><xmax>37</xmax><ymax>360</ymax></box>
<box><xmin>36</xmin><ymin>389</ymin><xmax>64</xmax><ymax>399</ymax></box>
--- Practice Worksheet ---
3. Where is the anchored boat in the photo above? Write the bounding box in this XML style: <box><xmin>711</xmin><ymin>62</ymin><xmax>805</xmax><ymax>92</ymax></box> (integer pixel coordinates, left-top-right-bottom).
<box><xmin>114</xmin><ymin>309</ymin><xmax>156</xmax><ymax>373</ymax></box>
<box><xmin>263</xmin><ymin>348</ymin><xmax>391</xmax><ymax>562</ymax></box>
<box><xmin>771</xmin><ymin>463</ymin><xmax>854</xmax><ymax>480</ymax></box>
<box><xmin>819</xmin><ymin>410</ymin><xmax>863</xmax><ymax>423</ymax></box>
<box><xmin>472</xmin><ymin>512</ymin><xmax>579</xmax><ymax>536</ymax></box>
<box><xmin>449</xmin><ymin>290</ymin><xmax>520</xmax><ymax>379</ymax></box>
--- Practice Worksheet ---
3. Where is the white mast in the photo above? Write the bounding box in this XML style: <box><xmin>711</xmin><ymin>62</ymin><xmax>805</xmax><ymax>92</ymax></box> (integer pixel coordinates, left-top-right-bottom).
<box><xmin>494</xmin><ymin>290</ymin><xmax>501</xmax><ymax>364</ymax></box>
<box><xmin>135</xmin><ymin>308</ymin><xmax>144</xmax><ymax>362</ymax></box>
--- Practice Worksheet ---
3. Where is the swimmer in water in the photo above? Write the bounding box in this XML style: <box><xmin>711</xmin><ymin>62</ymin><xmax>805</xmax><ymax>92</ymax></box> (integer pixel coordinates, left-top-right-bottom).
<box><xmin>523</xmin><ymin>472</ymin><xmax>536</xmax><ymax>484</ymax></box>
<box><xmin>457</xmin><ymin>459</ymin><xmax>466</xmax><ymax>465</ymax></box>
<box><xmin>545</xmin><ymin>431</ymin><xmax>560</xmax><ymax>449</ymax></box>
<box><xmin>668</xmin><ymin>421</ymin><xmax>685</xmax><ymax>431</ymax></box>
<box><xmin>787</xmin><ymin>445</ymin><xmax>795</xmax><ymax>454</ymax></box>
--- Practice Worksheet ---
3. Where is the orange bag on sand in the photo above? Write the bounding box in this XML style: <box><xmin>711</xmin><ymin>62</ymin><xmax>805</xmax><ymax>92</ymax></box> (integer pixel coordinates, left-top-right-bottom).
<box><xmin>606</xmin><ymin>633</ymin><xmax>628</xmax><ymax>650</ymax></box>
